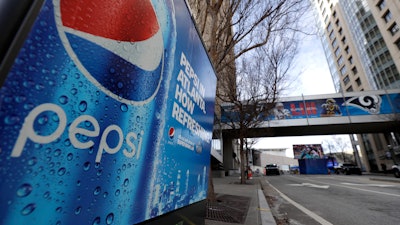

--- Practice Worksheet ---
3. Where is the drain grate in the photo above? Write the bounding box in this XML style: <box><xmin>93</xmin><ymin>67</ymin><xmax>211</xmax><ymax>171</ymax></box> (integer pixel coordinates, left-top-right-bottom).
<box><xmin>206</xmin><ymin>194</ymin><xmax>250</xmax><ymax>224</ymax></box>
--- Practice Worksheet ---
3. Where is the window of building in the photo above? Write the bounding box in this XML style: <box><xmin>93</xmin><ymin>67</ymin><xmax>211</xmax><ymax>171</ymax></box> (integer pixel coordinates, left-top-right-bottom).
<box><xmin>333</xmin><ymin>11</ymin><xmax>337</xmax><ymax>18</ymax></box>
<box><xmin>343</xmin><ymin>75</ymin><xmax>350</xmax><ymax>85</ymax></box>
<box><xmin>322</xmin><ymin>8</ymin><xmax>326</xmax><ymax>16</ymax></box>
<box><xmin>352</xmin><ymin>66</ymin><xmax>358</xmax><ymax>75</ymax></box>
<box><xmin>345</xmin><ymin>46</ymin><xmax>350</xmax><ymax>54</ymax></box>
<box><xmin>365</xmin><ymin>16</ymin><xmax>372</xmax><ymax>28</ymax></box>
<box><xmin>349</xmin><ymin>56</ymin><xmax>353</xmax><ymax>64</ymax></box>
<box><xmin>329</xmin><ymin>30</ymin><xmax>335</xmax><ymax>40</ymax></box>
<box><xmin>356</xmin><ymin>8</ymin><xmax>366</xmax><ymax>20</ymax></box>
<box><xmin>346</xmin><ymin>86</ymin><xmax>353</xmax><ymax>92</ymax></box>
<box><xmin>396</xmin><ymin>38</ymin><xmax>400</xmax><ymax>50</ymax></box>
<box><xmin>327</xmin><ymin>22</ymin><xmax>333</xmax><ymax>32</ymax></box>
<box><xmin>335</xmin><ymin>19</ymin><xmax>340</xmax><ymax>27</ymax></box>
<box><xmin>332</xmin><ymin>38</ymin><xmax>338</xmax><ymax>48</ymax></box>
<box><xmin>379</xmin><ymin>52</ymin><xmax>387</xmax><ymax>65</ymax></box>
<box><xmin>338</xmin><ymin>27</ymin><xmax>343</xmax><ymax>36</ymax></box>
<box><xmin>335</xmin><ymin>47</ymin><xmax>341</xmax><ymax>57</ymax></box>
<box><xmin>340</xmin><ymin>65</ymin><xmax>347</xmax><ymax>75</ymax></box>
<box><xmin>356</xmin><ymin>78</ymin><xmax>362</xmax><ymax>86</ymax></box>
<box><xmin>383</xmin><ymin>10</ymin><xmax>392</xmax><ymax>23</ymax></box>
<box><xmin>337</xmin><ymin>56</ymin><xmax>344</xmax><ymax>66</ymax></box>
<box><xmin>389</xmin><ymin>23</ymin><xmax>400</xmax><ymax>36</ymax></box>
<box><xmin>377</xmin><ymin>0</ymin><xmax>386</xmax><ymax>11</ymax></box>
<box><xmin>341</xmin><ymin>36</ymin><xmax>346</xmax><ymax>44</ymax></box>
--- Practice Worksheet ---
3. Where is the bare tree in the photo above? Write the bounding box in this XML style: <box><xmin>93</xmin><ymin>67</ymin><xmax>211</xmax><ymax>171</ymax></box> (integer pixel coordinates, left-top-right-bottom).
<box><xmin>186</xmin><ymin>0</ymin><xmax>311</xmax><ymax>185</ymax></box>
<box><xmin>222</xmin><ymin>35</ymin><xmax>300</xmax><ymax>183</ymax></box>
<box><xmin>323</xmin><ymin>136</ymin><xmax>353</xmax><ymax>163</ymax></box>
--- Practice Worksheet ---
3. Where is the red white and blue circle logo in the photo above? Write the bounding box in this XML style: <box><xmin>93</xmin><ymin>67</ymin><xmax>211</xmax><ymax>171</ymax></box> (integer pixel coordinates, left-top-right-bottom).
<box><xmin>55</xmin><ymin>0</ymin><xmax>164</xmax><ymax>104</ymax></box>
<box><xmin>168</xmin><ymin>127</ymin><xmax>175</xmax><ymax>139</ymax></box>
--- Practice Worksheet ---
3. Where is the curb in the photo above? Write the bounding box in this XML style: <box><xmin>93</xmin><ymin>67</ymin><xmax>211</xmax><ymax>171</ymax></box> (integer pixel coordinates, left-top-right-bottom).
<box><xmin>258</xmin><ymin>189</ymin><xmax>277</xmax><ymax>225</ymax></box>
<box><xmin>369</xmin><ymin>177</ymin><xmax>400</xmax><ymax>183</ymax></box>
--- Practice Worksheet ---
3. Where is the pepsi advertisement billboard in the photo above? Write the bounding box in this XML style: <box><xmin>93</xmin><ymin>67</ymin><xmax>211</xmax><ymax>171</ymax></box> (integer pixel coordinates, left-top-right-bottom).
<box><xmin>0</xmin><ymin>0</ymin><xmax>217</xmax><ymax>224</ymax></box>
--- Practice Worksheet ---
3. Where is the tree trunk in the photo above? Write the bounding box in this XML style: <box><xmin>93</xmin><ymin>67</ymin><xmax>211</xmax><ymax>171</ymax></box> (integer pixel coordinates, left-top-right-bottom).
<box><xmin>207</xmin><ymin>167</ymin><xmax>216</xmax><ymax>201</ymax></box>
<box><xmin>240</xmin><ymin>136</ymin><xmax>246</xmax><ymax>184</ymax></box>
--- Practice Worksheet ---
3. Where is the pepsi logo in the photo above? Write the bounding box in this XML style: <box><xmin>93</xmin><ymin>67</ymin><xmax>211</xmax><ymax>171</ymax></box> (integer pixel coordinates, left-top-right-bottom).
<box><xmin>168</xmin><ymin>127</ymin><xmax>175</xmax><ymax>139</ymax></box>
<box><xmin>54</xmin><ymin>0</ymin><xmax>164</xmax><ymax>104</ymax></box>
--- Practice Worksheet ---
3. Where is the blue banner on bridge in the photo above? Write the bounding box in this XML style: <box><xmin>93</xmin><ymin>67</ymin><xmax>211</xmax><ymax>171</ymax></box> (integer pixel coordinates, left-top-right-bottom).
<box><xmin>221</xmin><ymin>91</ymin><xmax>400</xmax><ymax>122</ymax></box>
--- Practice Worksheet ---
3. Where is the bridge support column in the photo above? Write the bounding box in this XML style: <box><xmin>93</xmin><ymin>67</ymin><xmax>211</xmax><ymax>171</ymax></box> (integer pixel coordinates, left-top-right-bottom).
<box><xmin>223</xmin><ymin>137</ymin><xmax>239</xmax><ymax>176</ymax></box>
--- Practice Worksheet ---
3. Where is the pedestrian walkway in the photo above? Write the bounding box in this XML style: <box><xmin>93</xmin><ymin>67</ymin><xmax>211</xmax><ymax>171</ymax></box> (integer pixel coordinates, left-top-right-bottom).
<box><xmin>205</xmin><ymin>175</ymin><xmax>276</xmax><ymax>225</ymax></box>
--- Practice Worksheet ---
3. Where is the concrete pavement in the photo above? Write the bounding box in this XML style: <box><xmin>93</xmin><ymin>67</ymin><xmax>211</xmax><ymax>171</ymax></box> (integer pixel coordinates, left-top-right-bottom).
<box><xmin>205</xmin><ymin>175</ymin><xmax>276</xmax><ymax>225</ymax></box>
<box><xmin>204</xmin><ymin>172</ymin><xmax>400</xmax><ymax>225</ymax></box>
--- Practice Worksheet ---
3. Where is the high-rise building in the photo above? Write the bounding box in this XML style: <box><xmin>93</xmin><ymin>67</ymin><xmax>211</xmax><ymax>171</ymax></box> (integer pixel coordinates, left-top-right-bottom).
<box><xmin>311</xmin><ymin>0</ymin><xmax>400</xmax><ymax>172</ymax></box>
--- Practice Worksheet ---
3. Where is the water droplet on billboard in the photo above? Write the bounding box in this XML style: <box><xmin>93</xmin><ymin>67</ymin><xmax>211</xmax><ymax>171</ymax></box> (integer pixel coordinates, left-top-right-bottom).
<box><xmin>43</xmin><ymin>191</ymin><xmax>50</xmax><ymax>199</ymax></box>
<box><xmin>83</xmin><ymin>162</ymin><xmax>91</xmax><ymax>171</ymax></box>
<box><xmin>58</xmin><ymin>167</ymin><xmax>66</xmax><ymax>176</ymax></box>
<box><xmin>92</xmin><ymin>216</ymin><xmax>101</xmax><ymax>225</ymax></box>
<box><xmin>67</xmin><ymin>153</ymin><xmax>73</xmax><ymax>161</ymax></box>
<box><xmin>94</xmin><ymin>186</ymin><xmax>101</xmax><ymax>196</ymax></box>
<box><xmin>123</xmin><ymin>178</ymin><xmax>129</xmax><ymax>187</ymax></box>
<box><xmin>74</xmin><ymin>206</ymin><xmax>82</xmax><ymax>215</ymax></box>
<box><xmin>115</xmin><ymin>189</ymin><xmax>120</xmax><ymax>196</ymax></box>
<box><xmin>16</xmin><ymin>183</ymin><xmax>33</xmax><ymax>197</ymax></box>
<box><xmin>21</xmin><ymin>203</ymin><xmax>36</xmax><ymax>215</ymax></box>
<box><xmin>120</xmin><ymin>103</ymin><xmax>128</xmax><ymax>112</ymax></box>
<box><xmin>106</xmin><ymin>213</ymin><xmax>114</xmax><ymax>224</ymax></box>
<box><xmin>28</xmin><ymin>157</ymin><xmax>37</xmax><ymax>166</ymax></box>
<box><xmin>64</xmin><ymin>139</ymin><xmax>71</xmax><ymax>147</ymax></box>
<box><xmin>23</xmin><ymin>103</ymin><xmax>34</xmax><ymax>110</ymax></box>
<box><xmin>54</xmin><ymin>149</ymin><xmax>61</xmax><ymax>157</ymax></box>
<box><xmin>79</xmin><ymin>101</ymin><xmax>87</xmax><ymax>112</ymax></box>
<box><xmin>59</xmin><ymin>95</ymin><xmax>69</xmax><ymax>104</ymax></box>
<box><xmin>117</xmin><ymin>82</ymin><xmax>123</xmax><ymax>89</ymax></box>
<box><xmin>4</xmin><ymin>115</ymin><xmax>20</xmax><ymax>125</ymax></box>
<box><xmin>71</xmin><ymin>88</ymin><xmax>78</xmax><ymax>95</ymax></box>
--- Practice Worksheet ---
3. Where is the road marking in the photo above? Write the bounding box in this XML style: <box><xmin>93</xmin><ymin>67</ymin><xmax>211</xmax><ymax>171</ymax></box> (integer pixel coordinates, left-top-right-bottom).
<box><xmin>341</xmin><ymin>182</ymin><xmax>395</xmax><ymax>187</ymax></box>
<box><xmin>288</xmin><ymin>183</ymin><xmax>330</xmax><ymax>189</ymax></box>
<box><xmin>258</xmin><ymin>207</ymin><xmax>271</xmax><ymax>212</ymax></box>
<box><xmin>289</xmin><ymin>176</ymin><xmax>400</xmax><ymax>198</ymax></box>
<box><xmin>266</xmin><ymin>180</ymin><xmax>334</xmax><ymax>225</ymax></box>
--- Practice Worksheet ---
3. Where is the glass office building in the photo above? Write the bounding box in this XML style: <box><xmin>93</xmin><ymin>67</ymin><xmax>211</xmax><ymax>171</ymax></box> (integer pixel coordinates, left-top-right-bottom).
<box><xmin>311</xmin><ymin>0</ymin><xmax>400</xmax><ymax>172</ymax></box>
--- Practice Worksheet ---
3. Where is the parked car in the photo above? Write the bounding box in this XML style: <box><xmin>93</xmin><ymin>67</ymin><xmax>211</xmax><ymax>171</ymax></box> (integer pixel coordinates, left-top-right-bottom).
<box><xmin>265</xmin><ymin>164</ymin><xmax>280</xmax><ymax>175</ymax></box>
<box><xmin>392</xmin><ymin>164</ymin><xmax>400</xmax><ymax>178</ymax></box>
<box><xmin>340</xmin><ymin>163</ymin><xmax>362</xmax><ymax>175</ymax></box>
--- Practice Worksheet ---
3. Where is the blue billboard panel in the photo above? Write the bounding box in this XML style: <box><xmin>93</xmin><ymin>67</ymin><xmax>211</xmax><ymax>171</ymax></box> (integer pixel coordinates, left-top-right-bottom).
<box><xmin>0</xmin><ymin>0</ymin><xmax>217</xmax><ymax>224</ymax></box>
<box><xmin>221</xmin><ymin>92</ymin><xmax>400</xmax><ymax>123</ymax></box>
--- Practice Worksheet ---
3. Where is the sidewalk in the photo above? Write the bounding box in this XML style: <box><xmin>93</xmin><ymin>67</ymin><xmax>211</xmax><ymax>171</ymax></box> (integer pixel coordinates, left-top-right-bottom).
<box><xmin>366</xmin><ymin>172</ymin><xmax>400</xmax><ymax>183</ymax></box>
<box><xmin>205</xmin><ymin>175</ymin><xmax>276</xmax><ymax>225</ymax></box>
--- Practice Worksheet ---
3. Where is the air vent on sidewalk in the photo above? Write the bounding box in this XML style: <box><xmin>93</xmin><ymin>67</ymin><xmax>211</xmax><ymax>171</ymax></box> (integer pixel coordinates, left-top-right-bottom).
<box><xmin>206</xmin><ymin>194</ymin><xmax>250</xmax><ymax>224</ymax></box>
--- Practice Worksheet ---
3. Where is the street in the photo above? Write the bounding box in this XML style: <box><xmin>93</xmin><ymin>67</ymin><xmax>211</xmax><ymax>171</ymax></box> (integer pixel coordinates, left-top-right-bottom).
<box><xmin>262</xmin><ymin>174</ymin><xmax>400</xmax><ymax>225</ymax></box>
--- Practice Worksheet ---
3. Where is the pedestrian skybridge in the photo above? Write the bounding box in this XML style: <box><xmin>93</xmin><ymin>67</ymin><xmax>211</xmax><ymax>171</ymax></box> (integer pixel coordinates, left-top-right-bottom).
<box><xmin>218</xmin><ymin>89</ymin><xmax>400</xmax><ymax>138</ymax></box>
